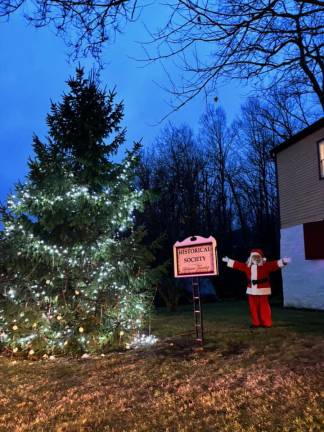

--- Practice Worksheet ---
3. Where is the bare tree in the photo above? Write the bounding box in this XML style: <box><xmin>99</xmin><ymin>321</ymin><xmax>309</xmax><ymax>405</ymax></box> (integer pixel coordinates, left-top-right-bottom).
<box><xmin>234</xmin><ymin>98</ymin><xmax>279</xmax><ymax>252</ymax></box>
<box><xmin>147</xmin><ymin>0</ymin><xmax>324</xmax><ymax>112</ymax></box>
<box><xmin>249</xmin><ymin>82</ymin><xmax>322</xmax><ymax>141</ymax></box>
<box><xmin>199</xmin><ymin>105</ymin><xmax>233</xmax><ymax>235</ymax></box>
<box><xmin>137</xmin><ymin>99</ymin><xmax>288</xmax><ymax>302</ymax></box>
<box><xmin>3</xmin><ymin>0</ymin><xmax>323</xmax><ymax>119</ymax></box>
<box><xmin>0</xmin><ymin>0</ymin><xmax>140</xmax><ymax>59</ymax></box>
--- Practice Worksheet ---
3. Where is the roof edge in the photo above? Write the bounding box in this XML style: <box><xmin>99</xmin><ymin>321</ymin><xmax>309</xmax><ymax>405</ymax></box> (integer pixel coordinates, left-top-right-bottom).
<box><xmin>272</xmin><ymin>117</ymin><xmax>324</xmax><ymax>155</ymax></box>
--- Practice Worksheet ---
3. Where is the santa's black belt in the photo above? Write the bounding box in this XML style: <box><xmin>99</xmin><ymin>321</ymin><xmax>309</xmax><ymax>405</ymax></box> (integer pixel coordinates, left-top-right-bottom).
<box><xmin>249</xmin><ymin>278</ymin><xmax>269</xmax><ymax>285</ymax></box>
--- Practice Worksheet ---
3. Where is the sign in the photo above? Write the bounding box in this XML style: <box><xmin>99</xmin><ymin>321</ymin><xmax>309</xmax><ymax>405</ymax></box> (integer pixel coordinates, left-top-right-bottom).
<box><xmin>173</xmin><ymin>236</ymin><xmax>218</xmax><ymax>278</ymax></box>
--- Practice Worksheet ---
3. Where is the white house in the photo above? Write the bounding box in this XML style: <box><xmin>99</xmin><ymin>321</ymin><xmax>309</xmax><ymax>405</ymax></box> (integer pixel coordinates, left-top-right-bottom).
<box><xmin>273</xmin><ymin>118</ymin><xmax>324</xmax><ymax>310</ymax></box>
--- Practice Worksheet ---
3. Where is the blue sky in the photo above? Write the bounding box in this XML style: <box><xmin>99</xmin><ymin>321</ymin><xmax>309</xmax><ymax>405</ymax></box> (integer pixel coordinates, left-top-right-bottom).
<box><xmin>0</xmin><ymin>5</ymin><xmax>248</xmax><ymax>203</ymax></box>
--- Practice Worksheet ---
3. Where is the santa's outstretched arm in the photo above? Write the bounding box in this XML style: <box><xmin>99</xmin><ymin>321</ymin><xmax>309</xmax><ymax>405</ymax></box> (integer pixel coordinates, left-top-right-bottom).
<box><xmin>267</xmin><ymin>257</ymin><xmax>292</xmax><ymax>271</ymax></box>
<box><xmin>222</xmin><ymin>256</ymin><xmax>247</xmax><ymax>272</ymax></box>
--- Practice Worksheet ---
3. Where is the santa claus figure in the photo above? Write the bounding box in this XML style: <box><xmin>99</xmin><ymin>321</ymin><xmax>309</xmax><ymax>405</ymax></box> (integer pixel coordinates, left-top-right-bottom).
<box><xmin>222</xmin><ymin>250</ymin><xmax>291</xmax><ymax>328</ymax></box>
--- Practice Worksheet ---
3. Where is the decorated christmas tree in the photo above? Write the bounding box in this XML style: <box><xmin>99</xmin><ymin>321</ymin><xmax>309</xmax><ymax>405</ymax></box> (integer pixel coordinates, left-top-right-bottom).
<box><xmin>0</xmin><ymin>68</ymin><xmax>155</xmax><ymax>356</ymax></box>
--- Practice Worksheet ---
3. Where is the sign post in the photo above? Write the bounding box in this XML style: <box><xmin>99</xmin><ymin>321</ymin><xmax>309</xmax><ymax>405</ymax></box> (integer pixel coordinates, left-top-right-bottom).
<box><xmin>173</xmin><ymin>236</ymin><xmax>218</xmax><ymax>346</ymax></box>
<box><xmin>192</xmin><ymin>276</ymin><xmax>204</xmax><ymax>345</ymax></box>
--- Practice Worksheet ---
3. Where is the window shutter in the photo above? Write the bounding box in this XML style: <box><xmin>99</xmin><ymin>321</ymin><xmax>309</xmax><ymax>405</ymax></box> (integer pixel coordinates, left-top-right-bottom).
<box><xmin>303</xmin><ymin>220</ymin><xmax>324</xmax><ymax>259</ymax></box>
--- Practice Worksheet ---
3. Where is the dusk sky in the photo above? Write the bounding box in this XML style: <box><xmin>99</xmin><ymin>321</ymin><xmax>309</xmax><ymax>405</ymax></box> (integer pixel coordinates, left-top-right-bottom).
<box><xmin>0</xmin><ymin>4</ymin><xmax>247</xmax><ymax>203</ymax></box>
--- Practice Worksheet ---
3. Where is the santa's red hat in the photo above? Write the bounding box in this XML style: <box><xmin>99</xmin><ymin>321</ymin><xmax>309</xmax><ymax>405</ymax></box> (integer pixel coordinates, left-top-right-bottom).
<box><xmin>250</xmin><ymin>248</ymin><xmax>264</xmax><ymax>257</ymax></box>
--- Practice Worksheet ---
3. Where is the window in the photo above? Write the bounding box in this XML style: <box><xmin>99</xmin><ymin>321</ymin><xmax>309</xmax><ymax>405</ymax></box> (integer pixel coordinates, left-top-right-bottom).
<box><xmin>303</xmin><ymin>220</ymin><xmax>324</xmax><ymax>259</ymax></box>
<box><xmin>318</xmin><ymin>139</ymin><xmax>324</xmax><ymax>179</ymax></box>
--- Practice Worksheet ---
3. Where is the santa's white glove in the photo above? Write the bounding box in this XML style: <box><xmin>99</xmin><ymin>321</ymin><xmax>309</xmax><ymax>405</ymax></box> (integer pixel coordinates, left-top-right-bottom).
<box><xmin>222</xmin><ymin>256</ymin><xmax>229</xmax><ymax>263</ymax></box>
<box><xmin>282</xmin><ymin>257</ymin><xmax>291</xmax><ymax>264</ymax></box>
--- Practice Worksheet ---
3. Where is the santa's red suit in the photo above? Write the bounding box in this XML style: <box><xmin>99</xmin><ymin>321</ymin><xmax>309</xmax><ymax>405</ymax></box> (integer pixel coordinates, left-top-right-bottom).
<box><xmin>226</xmin><ymin>249</ymin><xmax>287</xmax><ymax>327</ymax></box>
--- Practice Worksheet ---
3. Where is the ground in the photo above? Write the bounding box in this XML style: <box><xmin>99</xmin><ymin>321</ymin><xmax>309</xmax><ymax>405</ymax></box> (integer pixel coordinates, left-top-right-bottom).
<box><xmin>0</xmin><ymin>300</ymin><xmax>323</xmax><ymax>432</ymax></box>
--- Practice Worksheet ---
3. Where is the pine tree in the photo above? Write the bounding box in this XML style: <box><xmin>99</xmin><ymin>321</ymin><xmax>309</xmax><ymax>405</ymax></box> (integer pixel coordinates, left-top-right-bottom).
<box><xmin>0</xmin><ymin>68</ymin><xmax>155</xmax><ymax>356</ymax></box>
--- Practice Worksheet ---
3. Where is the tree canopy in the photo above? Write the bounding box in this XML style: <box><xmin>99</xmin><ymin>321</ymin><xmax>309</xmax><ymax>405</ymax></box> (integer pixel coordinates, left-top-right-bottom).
<box><xmin>147</xmin><ymin>0</ymin><xmax>324</xmax><ymax>113</ymax></box>
<box><xmin>0</xmin><ymin>0</ymin><xmax>139</xmax><ymax>58</ymax></box>
<box><xmin>1</xmin><ymin>1</ymin><xmax>323</xmax><ymax>122</ymax></box>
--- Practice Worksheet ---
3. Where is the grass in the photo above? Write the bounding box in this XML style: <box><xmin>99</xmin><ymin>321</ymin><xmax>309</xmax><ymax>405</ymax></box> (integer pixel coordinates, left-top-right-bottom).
<box><xmin>0</xmin><ymin>300</ymin><xmax>323</xmax><ymax>431</ymax></box>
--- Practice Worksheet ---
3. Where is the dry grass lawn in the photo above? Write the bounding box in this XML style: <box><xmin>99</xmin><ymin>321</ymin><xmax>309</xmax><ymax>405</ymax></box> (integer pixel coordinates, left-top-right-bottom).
<box><xmin>0</xmin><ymin>301</ymin><xmax>323</xmax><ymax>431</ymax></box>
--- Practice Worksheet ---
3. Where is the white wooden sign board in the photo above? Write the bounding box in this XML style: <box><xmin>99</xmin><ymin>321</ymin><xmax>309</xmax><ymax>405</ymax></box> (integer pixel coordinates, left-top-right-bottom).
<box><xmin>173</xmin><ymin>236</ymin><xmax>218</xmax><ymax>278</ymax></box>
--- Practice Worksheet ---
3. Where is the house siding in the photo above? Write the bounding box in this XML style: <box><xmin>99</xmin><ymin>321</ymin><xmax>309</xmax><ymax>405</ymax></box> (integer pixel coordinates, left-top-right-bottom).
<box><xmin>276</xmin><ymin>127</ymin><xmax>324</xmax><ymax>228</ymax></box>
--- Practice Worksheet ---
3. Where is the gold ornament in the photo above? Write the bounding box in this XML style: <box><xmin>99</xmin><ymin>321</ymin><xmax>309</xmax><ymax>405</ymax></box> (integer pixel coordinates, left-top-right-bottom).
<box><xmin>79</xmin><ymin>327</ymin><xmax>84</xmax><ymax>333</ymax></box>
<box><xmin>12</xmin><ymin>325</ymin><xmax>18</xmax><ymax>331</ymax></box>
